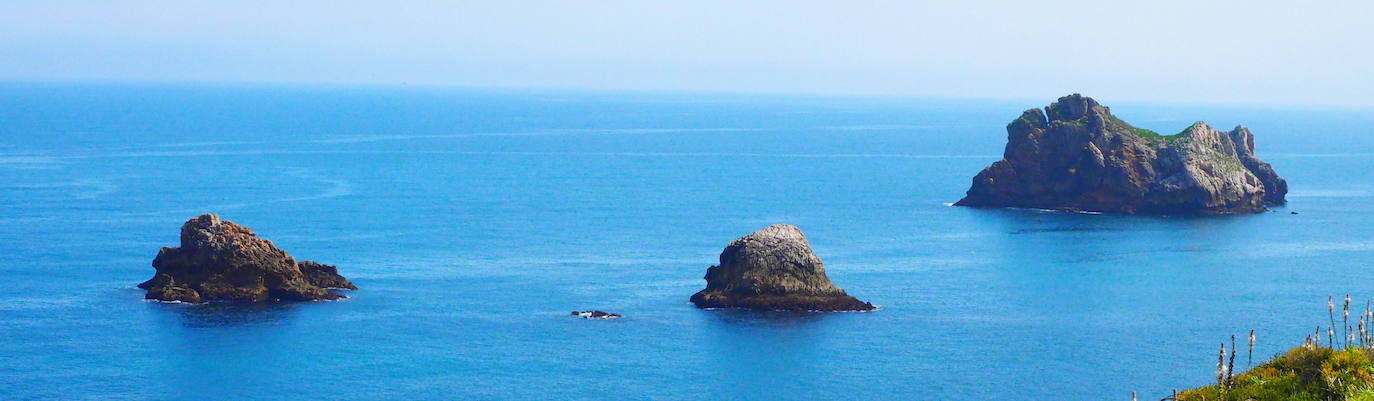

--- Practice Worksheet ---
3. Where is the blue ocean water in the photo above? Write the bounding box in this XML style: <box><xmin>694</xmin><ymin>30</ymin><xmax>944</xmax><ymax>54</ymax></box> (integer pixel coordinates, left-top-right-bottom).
<box><xmin>2</xmin><ymin>82</ymin><xmax>1374</xmax><ymax>400</ymax></box>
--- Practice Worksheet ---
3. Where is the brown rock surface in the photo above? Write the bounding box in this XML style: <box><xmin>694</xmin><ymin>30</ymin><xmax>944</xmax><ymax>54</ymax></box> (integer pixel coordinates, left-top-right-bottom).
<box><xmin>137</xmin><ymin>214</ymin><xmax>354</xmax><ymax>303</ymax></box>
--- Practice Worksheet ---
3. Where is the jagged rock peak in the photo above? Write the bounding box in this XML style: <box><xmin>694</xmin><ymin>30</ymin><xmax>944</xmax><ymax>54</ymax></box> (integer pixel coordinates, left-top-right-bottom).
<box><xmin>1045</xmin><ymin>93</ymin><xmax>1106</xmax><ymax>122</ymax></box>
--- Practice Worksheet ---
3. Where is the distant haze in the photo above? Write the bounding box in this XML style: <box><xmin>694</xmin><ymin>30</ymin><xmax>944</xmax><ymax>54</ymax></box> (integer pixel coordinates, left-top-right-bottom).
<box><xmin>2</xmin><ymin>1</ymin><xmax>1371</xmax><ymax>106</ymax></box>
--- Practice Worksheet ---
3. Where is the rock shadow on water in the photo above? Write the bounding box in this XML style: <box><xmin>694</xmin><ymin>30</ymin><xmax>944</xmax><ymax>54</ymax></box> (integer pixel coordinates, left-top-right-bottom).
<box><xmin>696</xmin><ymin>305</ymin><xmax>836</xmax><ymax>329</ymax></box>
<box><xmin>969</xmin><ymin>204</ymin><xmax>1273</xmax><ymax>239</ymax></box>
<box><xmin>1010</xmin><ymin>225</ymin><xmax>1124</xmax><ymax>235</ymax></box>
<box><xmin>145</xmin><ymin>299</ymin><xmax>307</xmax><ymax>328</ymax></box>
<box><xmin>973</xmin><ymin>203</ymin><xmax>1271</xmax><ymax>221</ymax></box>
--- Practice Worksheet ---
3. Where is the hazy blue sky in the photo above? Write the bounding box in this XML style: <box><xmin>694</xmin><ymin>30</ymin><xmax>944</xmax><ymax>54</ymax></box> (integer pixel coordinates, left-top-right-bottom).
<box><xmin>2</xmin><ymin>1</ymin><xmax>1371</xmax><ymax>106</ymax></box>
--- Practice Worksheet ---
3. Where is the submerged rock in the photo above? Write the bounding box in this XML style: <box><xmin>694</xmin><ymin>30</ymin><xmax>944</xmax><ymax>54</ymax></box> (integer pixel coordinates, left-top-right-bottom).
<box><xmin>571</xmin><ymin>310</ymin><xmax>621</xmax><ymax>319</ymax></box>
<box><xmin>690</xmin><ymin>224</ymin><xmax>874</xmax><ymax>312</ymax></box>
<box><xmin>955</xmin><ymin>94</ymin><xmax>1287</xmax><ymax>215</ymax></box>
<box><xmin>137</xmin><ymin>214</ymin><xmax>354</xmax><ymax>303</ymax></box>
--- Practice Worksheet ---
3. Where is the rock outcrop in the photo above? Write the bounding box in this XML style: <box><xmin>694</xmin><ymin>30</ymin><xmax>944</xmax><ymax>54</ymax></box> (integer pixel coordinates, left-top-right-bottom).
<box><xmin>571</xmin><ymin>310</ymin><xmax>622</xmax><ymax>319</ymax></box>
<box><xmin>690</xmin><ymin>224</ymin><xmax>874</xmax><ymax>312</ymax></box>
<box><xmin>138</xmin><ymin>214</ymin><xmax>354</xmax><ymax>303</ymax></box>
<box><xmin>955</xmin><ymin>94</ymin><xmax>1287</xmax><ymax>214</ymax></box>
<box><xmin>298</xmin><ymin>261</ymin><xmax>357</xmax><ymax>290</ymax></box>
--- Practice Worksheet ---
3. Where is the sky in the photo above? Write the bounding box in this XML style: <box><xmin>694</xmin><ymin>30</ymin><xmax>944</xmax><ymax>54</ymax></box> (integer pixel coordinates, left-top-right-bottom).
<box><xmin>2</xmin><ymin>1</ymin><xmax>1372</xmax><ymax>106</ymax></box>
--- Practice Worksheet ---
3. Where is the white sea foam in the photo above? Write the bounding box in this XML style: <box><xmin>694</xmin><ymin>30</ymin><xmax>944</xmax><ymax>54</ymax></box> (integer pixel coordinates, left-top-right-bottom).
<box><xmin>0</xmin><ymin>155</ymin><xmax>65</xmax><ymax>169</ymax></box>
<box><xmin>1262</xmin><ymin>152</ymin><xmax>1374</xmax><ymax>159</ymax></box>
<box><xmin>272</xmin><ymin>227</ymin><xmax>448</xmax><ymax>243</ymax></box>
<box><xmin>308</xmin><ymin>124</ymin><xmax>981</xmax><ymax>144</ymax></box>
<box><xmin>442</xmin><ymin>151</ymin><xmax>994</xmax><ymax>159</ymax></box>
<box><xmin>1288</xmin><ymin>189</ymin><xmax>1372</xmax><ymax>198</ymax></box>
<box><xmin>999</xmin><ymin>206</ymin><xmax>1106</xmax><ymax>215</ymax></box>
<box><xmin>80</xmin><ymin>149</ymin><xmax>318</xmax><ymax>159</ymax></box>
<box><xmin>151</xmin><ymin>140</ymin><xmax>269</xmax><ymax>148</ymax></box>
<box><xmin>278</xmin><ymin>168</ymin><xmax>352</xmax><ymax>200</ymax></box>
<box><xmin>0</xmin><ymin>296</ymin><xmax>87</xmax><ymax>311</ymax></box>
<box><xmin>7</xmin><ymin>179</ymin><xmax>117</xmax><ymax>199</ymax></box>
<box><xmin>108</xmin><ymin>168</ymin><xmax>352</xmax><ymax>219</ymax></box>
<box><xmin>1248</xmin><ymin>240</ymin><xmax>1374</xmax><ymax>258</ymax></box>
<box><xmin>52</xmin><ymin>148</ymin><xmax>997</xmax><ymax>160</ymax></box>
<box><xmin>815</xmin><ymin>124</ymin><xmax>932</xmax><ymax>131</ymax></box>
<box><xmin>314</xmin><ymin>127</ymin><xmax>767</xmax><ymax>144</ymax></box>
<box><xmin>835</xmin><ymin>305</ymin><xmax>881</xmax><ymax>313</ymax></box>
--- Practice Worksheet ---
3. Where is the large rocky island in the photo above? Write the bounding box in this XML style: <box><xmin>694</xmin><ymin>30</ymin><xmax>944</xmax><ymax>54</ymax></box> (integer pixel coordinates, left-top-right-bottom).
<box><xmin>955</xmin><ymin>94</ymin><xmax>1287</xmax><ymax>214</ymax></box>
<box><xmin>690</xmin><ymin>224</ymin><xmax>874</xmax><ymax>312</ymax></box>
<box><xmin>138</xmin><ymin>214</ymin><xmax>355</xmax><ymax>303</ymax></box>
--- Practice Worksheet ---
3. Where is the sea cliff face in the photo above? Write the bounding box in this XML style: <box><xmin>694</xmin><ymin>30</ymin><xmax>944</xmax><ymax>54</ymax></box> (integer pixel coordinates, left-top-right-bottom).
<box><xmin>690</xmin><ymin>224</ymin><xmax>874</xmax><ymax>312</ymax></box>
<box><xmin>138</xmin><ymin>214</ymin><xmax>354</xmax><ymax>303</ymax></box>
<box><xmin>955</xmin><ymin>94</ymin><xmax>1287</xmax><ymax>214</ymax></box>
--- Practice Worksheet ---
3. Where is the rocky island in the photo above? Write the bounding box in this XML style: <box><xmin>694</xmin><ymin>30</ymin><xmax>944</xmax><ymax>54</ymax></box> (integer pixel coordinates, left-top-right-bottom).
<box><xmin>955</xmin><ymin>94</ymin><xmax>1287</xmax><ymax>214</ymax></box>
<box><xmin>690</xmin><ymin>224</ymin><xmax>874</xmax><ymax>312</ymax></box>
<box><xmin>138</xmin><ymin>214</ymin><xmax>355</xmax><ymax>303</ymax></box>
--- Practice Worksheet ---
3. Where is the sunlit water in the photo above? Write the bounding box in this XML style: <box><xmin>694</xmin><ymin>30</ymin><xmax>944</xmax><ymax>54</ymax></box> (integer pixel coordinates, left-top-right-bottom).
<box><xmin>2</xmin><ymin>83</ymin><xmax>1374</xmax><ymax>400</ymax></box>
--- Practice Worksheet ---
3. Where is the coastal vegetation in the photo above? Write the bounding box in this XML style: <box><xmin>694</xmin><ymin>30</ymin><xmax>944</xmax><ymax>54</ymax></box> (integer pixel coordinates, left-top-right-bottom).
<box><xmin>1176</xmin><ymin>297</ymin><xmax>1374</xmax><ymax>401</ymax></box>
<box><xmin>1179</xmin><ymin>346</ymin><xmax>1374</xmax><ymax>401</ymax></box>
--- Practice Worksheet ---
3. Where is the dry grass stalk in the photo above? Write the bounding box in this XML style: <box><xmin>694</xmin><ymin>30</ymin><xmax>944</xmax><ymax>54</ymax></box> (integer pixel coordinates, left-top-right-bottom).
<box><xmin>1217</xmin><ymin>343</ymin><xmax>1228</xmax><ymax>390</ymax></box>
<box><xmin>1330</xmin><ymin>296</ymin><xmax>1337</xmax><ymax>347</ymax></box>
<box><xmin>1345</xmin><ymin>294</ymin><xmax>1352</xmax><ymax>348</ymax></box>
<box><xmin>1360</xmin><ymin>311</ymin><xmax>1368</xmax><ymax>348</ymax></box>
<box><xmin>1366</xmin><ymin>301</ymin><xmax>1372</xmax><ymax>348</ymax></box>
<box><xmin>1247</xmin><ymin>329</ymin><xmax>1255</xmax><ymax>367</ymax></box>
<box><xmin>1227</xmin><ymin>334</ymin><xmax>1237</xmax><ymax>386</ymax></box>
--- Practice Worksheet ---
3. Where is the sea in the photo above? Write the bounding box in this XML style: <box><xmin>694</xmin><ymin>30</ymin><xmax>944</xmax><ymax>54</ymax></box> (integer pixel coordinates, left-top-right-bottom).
<box><xmin>2</xmin><ymin>82</ymin><xmax>1373</xmax><ymax>400</ymax></box>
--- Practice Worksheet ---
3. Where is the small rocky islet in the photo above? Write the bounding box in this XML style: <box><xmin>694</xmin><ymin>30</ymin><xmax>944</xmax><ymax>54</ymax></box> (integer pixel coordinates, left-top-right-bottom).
<box><xmin>690</xmin><ymin>224</ymin><xmax>874</xmax><ymax>312</ymax></box>
<box><xmin>138</xmin><ymin>214</ymin><xmax>355</xmax><ymax>303</ymax></box>
<box><xmin>956</xmin><ymin>94</ymin><xmax>1287</xmax><ymax>215</ymax></box>
<box><xmin>571</xmin><ymin>310</ymin><xmax>621</xmax><ymax>319</ymax></box>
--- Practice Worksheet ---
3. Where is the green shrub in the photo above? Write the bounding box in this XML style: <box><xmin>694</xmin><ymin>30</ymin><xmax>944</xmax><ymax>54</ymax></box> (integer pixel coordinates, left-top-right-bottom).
<box><xmin>1178</xmin><ymin>346</ymin><xmax>1374</xmax><ymax>401</ymax></box>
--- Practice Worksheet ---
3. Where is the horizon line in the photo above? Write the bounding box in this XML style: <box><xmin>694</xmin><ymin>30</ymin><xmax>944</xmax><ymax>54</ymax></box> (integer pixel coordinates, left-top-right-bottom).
<box><xmin>3</xmin><ymin>77</ymin><xmax>1371</xmax><ymax>111</ymax></box>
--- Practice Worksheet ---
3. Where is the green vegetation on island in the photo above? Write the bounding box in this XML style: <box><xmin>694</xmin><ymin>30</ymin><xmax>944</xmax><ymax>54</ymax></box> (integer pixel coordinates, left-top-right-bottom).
<box><xmin>1129</xmin><ymin>124</ymin><xmax>1193</xmax><ymax>145</ymax></box>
